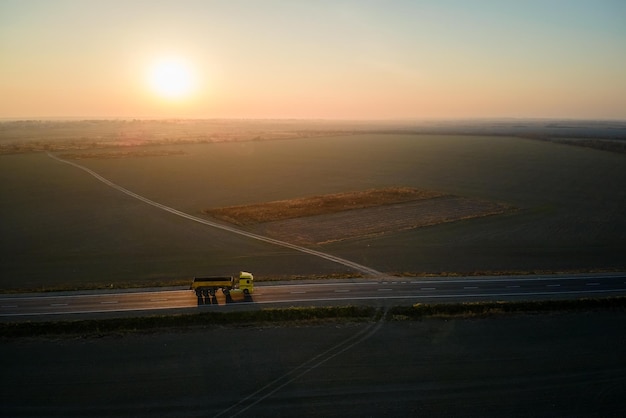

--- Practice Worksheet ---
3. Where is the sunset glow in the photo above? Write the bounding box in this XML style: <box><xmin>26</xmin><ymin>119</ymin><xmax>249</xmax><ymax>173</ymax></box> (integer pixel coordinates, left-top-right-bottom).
<box><xmin>1</xmin><ymin>0</ymin><xmax>625</xmax><ymax>119</ymax></box>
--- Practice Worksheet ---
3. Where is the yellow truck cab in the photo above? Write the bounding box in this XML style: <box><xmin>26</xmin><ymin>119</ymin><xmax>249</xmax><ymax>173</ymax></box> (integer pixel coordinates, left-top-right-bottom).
<box><xmin>237</xmin><ymin>271</ymin><xmax>254</xmax><ymax>295</ymax></box>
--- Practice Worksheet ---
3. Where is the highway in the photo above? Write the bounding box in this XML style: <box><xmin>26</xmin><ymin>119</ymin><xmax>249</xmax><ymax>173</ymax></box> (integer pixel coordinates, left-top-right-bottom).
<box><xmin>2</xmin><ymin>273</ymin><xmax>625</xmax><ymax>320</ymax></box>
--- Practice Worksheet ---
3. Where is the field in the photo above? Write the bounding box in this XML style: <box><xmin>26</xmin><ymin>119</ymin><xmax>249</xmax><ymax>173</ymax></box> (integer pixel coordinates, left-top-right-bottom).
<box><xmin>1</xmin><ymin>132</ymin><xmax>625</xmax><ymax>290</ymax></box>
<box><xmin>2</xmin><ymin>312</ymin><xmax>626</xmax><ymax>416</ymax></box>
<box><xmin>2</xmin><ymin>119</ymin><xmax>625</xmax><ymax>155</ymax></box>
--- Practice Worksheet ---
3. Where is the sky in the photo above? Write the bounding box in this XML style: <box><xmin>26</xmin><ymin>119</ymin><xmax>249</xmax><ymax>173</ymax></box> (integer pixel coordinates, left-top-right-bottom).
<box><xmin>1</xmin><ymin>0</ymin><xmax>625</xmax><ymax>120</ymax></box>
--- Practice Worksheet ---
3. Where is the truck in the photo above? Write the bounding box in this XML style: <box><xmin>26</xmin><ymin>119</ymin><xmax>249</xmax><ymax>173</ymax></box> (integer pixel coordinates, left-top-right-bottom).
<box><xmin>190</xmin><ymin>271</ymin><xmax>254</xmax><ymax>305</ymax></box>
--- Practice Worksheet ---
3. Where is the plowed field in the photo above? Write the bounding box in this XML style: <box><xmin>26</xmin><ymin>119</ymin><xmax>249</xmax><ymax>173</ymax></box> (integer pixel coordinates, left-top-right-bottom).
<box><xmin>246</xmin><ymin>195</ymin><xmax>511</xmax><ymax>245</ymax></box>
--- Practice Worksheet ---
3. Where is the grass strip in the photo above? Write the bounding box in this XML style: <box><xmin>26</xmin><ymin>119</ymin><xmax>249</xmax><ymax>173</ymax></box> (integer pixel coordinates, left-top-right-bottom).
<box><xmin>4</xmin><ymin>298</ymin><xmax>626</xmax><ymax>338</ymax></box>
<box><xmin>389</xmin><ymin>297</ymin><xmax>626</xmax><ymax>320</ymax></box>
<box><xmin>0</xmin><ymin>306</ymin><xmax>377</xmax><ymax>338</ymax></box>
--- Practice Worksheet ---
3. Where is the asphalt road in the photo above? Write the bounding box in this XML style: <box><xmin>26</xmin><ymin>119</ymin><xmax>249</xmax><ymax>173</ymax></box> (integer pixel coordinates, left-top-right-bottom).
<box><xmin>2</xmin><ymin>273</ymin><xmax>625</xmax><ymax>320</ymax></box>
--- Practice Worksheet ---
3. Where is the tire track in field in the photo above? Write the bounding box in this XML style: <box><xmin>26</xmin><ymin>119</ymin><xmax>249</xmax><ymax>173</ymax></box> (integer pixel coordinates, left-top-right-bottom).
<box><xmin>46</xmin><ymin>152</ymin><xmax>382</xmax><ymax>277</ymax></box>
<box><xmin>214</xmin><ymin>310</ymin><xmax>387</xmax><ymax>418</ymax></box>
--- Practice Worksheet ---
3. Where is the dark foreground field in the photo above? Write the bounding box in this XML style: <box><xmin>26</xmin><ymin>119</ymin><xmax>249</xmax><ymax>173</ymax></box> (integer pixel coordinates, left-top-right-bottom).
<box><xmin>1</xmin><ymin>134</ymin><xmax>625</xmax><ymax>290</ymax></box>
<box><xmin>2</xmin><ymin>312</ymin><xmax>625</xmax><ymax>417</ymax></box>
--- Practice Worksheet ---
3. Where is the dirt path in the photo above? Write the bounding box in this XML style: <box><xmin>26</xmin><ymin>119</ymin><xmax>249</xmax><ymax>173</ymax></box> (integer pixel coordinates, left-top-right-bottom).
<box><xmin>46</xmin><ymin>152</ymin><xmax>382</xmax><ymax>277</ymax></box>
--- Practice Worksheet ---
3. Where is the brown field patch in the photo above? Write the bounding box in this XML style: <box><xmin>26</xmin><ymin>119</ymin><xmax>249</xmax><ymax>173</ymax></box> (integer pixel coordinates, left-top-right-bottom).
<box><xmin>204</xmin><ymin>187</ymin><xmax>513</xmax><ymax>245</ymax></box>
<box><xmin>250</xmin><ymin>196</ymin><xmax>512</xmax><ymax>245</ymax></box>
<box><xmin>203</xmin><ymin>187</ymin><xmax>445</xmax><ymax>225</ymax></box>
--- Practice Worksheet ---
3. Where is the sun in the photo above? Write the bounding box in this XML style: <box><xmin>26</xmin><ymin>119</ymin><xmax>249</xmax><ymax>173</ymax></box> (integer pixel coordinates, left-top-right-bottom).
<box><xmin>148</xmin><ymin>57</ymin><xmax>196</xmax><ymax>100</ymax></box>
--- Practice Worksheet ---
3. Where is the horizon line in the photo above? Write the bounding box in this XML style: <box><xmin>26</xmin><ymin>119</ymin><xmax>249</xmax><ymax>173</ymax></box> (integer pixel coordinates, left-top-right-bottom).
<box><xmin>2</xmin><ymin>116</ymin><xmax>626</xmax><ymax>123</ymax></box>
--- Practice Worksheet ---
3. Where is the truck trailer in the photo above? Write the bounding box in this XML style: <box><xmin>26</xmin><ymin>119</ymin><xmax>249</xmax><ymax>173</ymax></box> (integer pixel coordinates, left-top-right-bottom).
<box><xmin>191</xmin><ymin>271</ymin><xmax>254</xmax><ymax>304</ymax></box>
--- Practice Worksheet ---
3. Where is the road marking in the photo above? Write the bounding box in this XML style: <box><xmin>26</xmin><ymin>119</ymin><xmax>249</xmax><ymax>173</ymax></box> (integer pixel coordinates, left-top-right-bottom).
<box><xmin>100</xmin><ymin>301</ymin><xmax>119</xmax><ymax>304</ymax></box>
<box><xmin>507</xmin><ymin>285</ymin><xmax>520</xmax><ymax>288</ymax></box>
<box><xmin>378</xmin><ymin>288</ymin><xmax>393</xmax><ymax>291</ymax></box>
<box><xmin>290</xmin><ymin>291</ymin><xmax>307</xmax><ymax>294</ymax></box>
<box><xmin>270</xmin><ymin>288</ymin><xmax>626</xmax><ymax>306</ymax></box>
<box><xmin>547</xmin><ymin>284</ymin><xmax>561</xmax><ymax>287</ymax></box>
<box><xmin>334</xmin><ymin>290</ymin><xmax>350</xmax><ymax>293</ymax></box>
<box><xmin>421</xmin><ymin>287</ymin><xmax>436</xmax><ymax>291</ymax></box>
<box><xmin>586</xmin><ymin>283</ymin><xmax>600</xmax><ymax>286</ymax></box>
<box><xmin>50</xmin><ymin>303</ymin><xmax>68</xmax><ymax>307</ymax></box>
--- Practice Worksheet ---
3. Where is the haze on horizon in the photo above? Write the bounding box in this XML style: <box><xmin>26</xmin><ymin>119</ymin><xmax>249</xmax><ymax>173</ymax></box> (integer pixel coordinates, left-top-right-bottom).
<box><xmin>1</xmin><ymin>0</ymin><xmax>625</xmax><ymax>121</ymax></box>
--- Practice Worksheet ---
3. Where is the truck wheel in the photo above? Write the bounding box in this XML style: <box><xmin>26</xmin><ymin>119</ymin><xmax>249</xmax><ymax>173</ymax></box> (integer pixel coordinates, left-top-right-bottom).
<box><xmin>243</xmin><ymin>289</ymin><xmax>250</xmax><ymax>295</ymax></box>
